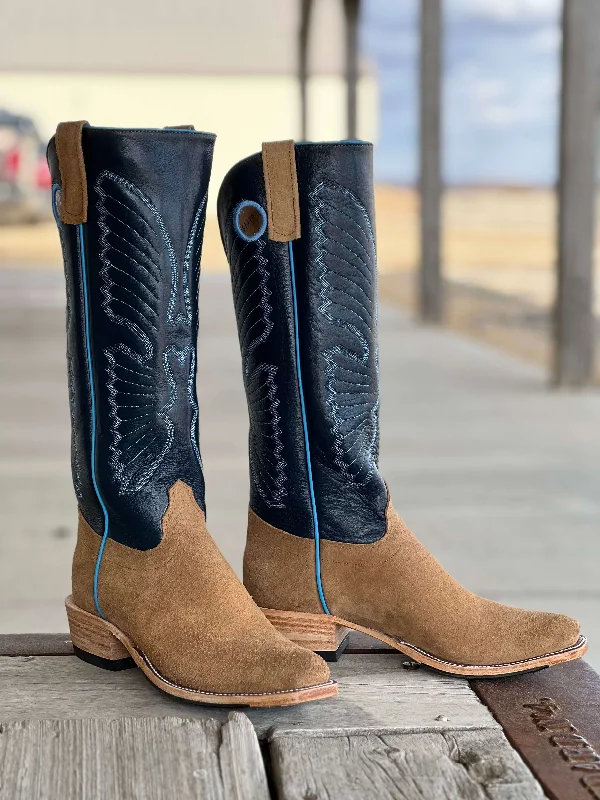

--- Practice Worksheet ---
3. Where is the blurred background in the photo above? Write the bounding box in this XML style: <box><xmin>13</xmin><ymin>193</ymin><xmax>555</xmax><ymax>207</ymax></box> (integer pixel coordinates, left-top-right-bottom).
<box><xmin>1</xmin><ymin>0</ymin><xmax>598</xmax><ymax>668</ymax></box>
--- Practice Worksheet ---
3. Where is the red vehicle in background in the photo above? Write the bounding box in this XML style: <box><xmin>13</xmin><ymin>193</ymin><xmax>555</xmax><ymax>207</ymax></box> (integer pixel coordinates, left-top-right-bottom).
<box><xmin>0</xmin><ymin>109</ymin><xmax>51</xmax><ymax>224</ymax></box>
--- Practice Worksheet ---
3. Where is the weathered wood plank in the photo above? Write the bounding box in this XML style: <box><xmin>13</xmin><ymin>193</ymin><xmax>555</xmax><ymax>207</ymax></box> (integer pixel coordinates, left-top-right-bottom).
<box><xmin>270</xmin><ymin>729</ymin><xmax>546</xmax><ymax>800</ymax></box>
<box><xmin>0</xmin><ymin>655</ymin><xmax>497</xmax><ymax>734</ymax></box>
<box><xmin>0</xmin><ymin>713</ymin><xmax>269</xmax><ymax>800</ymax></box>
<box><xmin>472</xmin><ymin>659</ymin><xmax>600</xmax><ymax>800</ymax></box>
<box><xmin>220</xmin><ymin>712</ymin><xmax>271</xmax><ymax>799</ymax></box>
<box><xmin>0</xmin><ymin>634</ymin><xmax>73</xmax><ymax>657</ymax></box>
<box><xmin>554</xmin><ymin>0</ymin><xmax>600</xmax><ymax>386</ymax></box>
<box><xmin>419</xmin><ymin>0</ymin><xmax>443</xmax><ymax>322</ymax></box>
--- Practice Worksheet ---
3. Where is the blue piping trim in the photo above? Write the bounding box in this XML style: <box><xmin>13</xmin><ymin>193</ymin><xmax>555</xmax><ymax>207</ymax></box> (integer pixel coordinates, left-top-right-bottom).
<box><xmin>51</xmin><ymin>184</ymin><xmax>61</xmax><ymax>223</ymax></box>
<box><xmin>288</xmin><ymin>241</ymin><xmax>330</xmax><ymax>615</ymax></box>
<box><xmin>77</xmin><ymin>224</ymin><xmax>111</xmax><ymax>618</ymax></box>
<box><xmin>233</xmin><ymin>200</ymin><xmax>267</xmax><ymax>242</ymax></box>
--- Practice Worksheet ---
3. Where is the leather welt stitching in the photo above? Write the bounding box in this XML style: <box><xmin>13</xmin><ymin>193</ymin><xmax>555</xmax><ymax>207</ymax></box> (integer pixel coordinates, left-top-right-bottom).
<box><xmin>391</xmin><ymin>635</ymin><xmax>587</xmax><ymax>670</ymax></box>
<box><xmin>139</xmin><ymin>648</ymin><xmax>334</xmax><ymax>696</ymax></box>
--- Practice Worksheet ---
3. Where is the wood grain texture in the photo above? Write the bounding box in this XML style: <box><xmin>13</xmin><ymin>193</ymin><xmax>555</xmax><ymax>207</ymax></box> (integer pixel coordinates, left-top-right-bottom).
<box><xmin>270</xmin><ymin>729</ymin><xmax>546</xmax><ymax>800</ymax></box>
<box><xmin>263</xmin><ymin>607</ymin><xmax>351</xmax><ymax>651</ymax></box>
<box><xmin>0</xmin><ymin>713</ymin><xmax>269</xmax><ymax>800</ymax></box>
<box><xmin>0</xmin><ymin>634</ymin><xmax>73</xmax><ymax>657</ymax></box>
<box><xmin>218</xmin><ymin>713</ymin><xmax>271</xmax><ymax>800</ymax></box>
<box><xmin>0</xmin><ymin>654</ymin><xmax>497</xmax><ymax>735</ymax></box>
<box><xmin>66</xmin><ymin>600</ymin><xmax>130</xmax><ymax>662</ymax></box>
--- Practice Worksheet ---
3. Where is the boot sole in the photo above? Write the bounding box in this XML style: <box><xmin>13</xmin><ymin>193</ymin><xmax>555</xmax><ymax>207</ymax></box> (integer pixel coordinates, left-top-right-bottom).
<box><xmin>262</xmin><ymin>608</ymin><xmax>588</xmax><ymax>678</ymax></box>
<box><xmin>65</xmin><ymin>596</ymin><xmax>337</xmax><ymax>707</ymax></box>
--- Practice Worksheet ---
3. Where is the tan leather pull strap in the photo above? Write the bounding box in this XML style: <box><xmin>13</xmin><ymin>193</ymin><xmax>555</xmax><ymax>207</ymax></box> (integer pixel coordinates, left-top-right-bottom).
<box><xmin>55</xmin><ymin>121</ymin><xmax>88</xmax><ymax>225</ymax></box>
<box><xmin>261</xmin><ymin>140</ymin><xmax>300</xmax><ymax>242</ymax></box>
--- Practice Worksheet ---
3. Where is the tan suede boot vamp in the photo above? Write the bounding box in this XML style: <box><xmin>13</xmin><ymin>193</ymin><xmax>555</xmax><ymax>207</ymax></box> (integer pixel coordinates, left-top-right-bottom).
<box><xmin>244</xmin><ymin>503</ymin><xmax>581</xmax><ymax>667</ymax></box>
<box><xmin>73</xmin><ymin>481</ymin><xmax>331</xmax><ymax>694</ymax></box>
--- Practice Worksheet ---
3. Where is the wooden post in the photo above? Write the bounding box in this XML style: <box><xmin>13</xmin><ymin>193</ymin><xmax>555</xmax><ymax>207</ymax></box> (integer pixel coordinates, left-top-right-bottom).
<box><xmin>299</xmin><ymin>0</ymin><xmax>313</xmax><ymax>141</ymax></box>
<box><xmin>418</xmin><ymin>0</ymin><xmax>443</xmax><ymax>323</ymax></box>
<box><xmin>343</xmin><ymin>0</ymin><xmax>360</xmax><ymax>140</ymax></box>
<box><xmin>554</xmin><ymin>0</ymin><xmax>599</xmax><ymax>386</ymax></box>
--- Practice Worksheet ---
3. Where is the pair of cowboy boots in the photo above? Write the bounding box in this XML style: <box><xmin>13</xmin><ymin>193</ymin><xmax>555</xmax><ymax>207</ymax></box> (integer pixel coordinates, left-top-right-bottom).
<box><xmin>49</xmin><ymin>123</ymin><xmax>586</xmax><ymax>708</ymax></box>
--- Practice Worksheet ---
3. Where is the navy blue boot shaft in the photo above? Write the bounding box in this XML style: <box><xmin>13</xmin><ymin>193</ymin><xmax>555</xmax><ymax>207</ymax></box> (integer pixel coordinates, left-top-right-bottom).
<box><xmin>48</xmin><ymin>126</ymin><xmax>214</xmax><ymax>549</ymax></box>
<box><xmin>218</xmin><ymin>142</ymin><xmax>388</xmax><ymax>544</ymax></box>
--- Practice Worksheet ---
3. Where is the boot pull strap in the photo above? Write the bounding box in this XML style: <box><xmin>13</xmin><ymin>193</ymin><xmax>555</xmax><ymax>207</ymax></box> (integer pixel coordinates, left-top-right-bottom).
<box><xmin>261</xmin><ymin>140</ymin><xmax>301</xmax><ymax>242</ymax></box>
<box><xmin>55</xmin><ymin>121</ymin><xmax>88</xmax><ymax>225</ymax></box>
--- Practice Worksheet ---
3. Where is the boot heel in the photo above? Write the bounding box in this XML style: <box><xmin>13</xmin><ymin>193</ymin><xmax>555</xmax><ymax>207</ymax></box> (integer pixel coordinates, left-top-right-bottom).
<box><xmin>262</xmin><ymin>609</ymin><xmax>351</xmax><ymax>662</ymax></box>
<box><xmin>65</xmin><ymin>596</ymin><xmax>135</xmax><ymax>671</ymax></box>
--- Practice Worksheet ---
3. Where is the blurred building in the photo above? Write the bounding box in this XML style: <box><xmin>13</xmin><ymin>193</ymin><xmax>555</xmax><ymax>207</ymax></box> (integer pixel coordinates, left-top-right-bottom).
<box><xmin>0</xmin><ymin>0</ymin><xmax>377</xmax><ymax>211</ymax></box>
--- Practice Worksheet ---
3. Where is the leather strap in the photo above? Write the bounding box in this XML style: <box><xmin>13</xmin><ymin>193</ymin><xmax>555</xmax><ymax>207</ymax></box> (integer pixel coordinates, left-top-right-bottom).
<box><xmin>261</xmin><ymin>140</ymin><xmax>300</xmax><ymax>242</ymax></box>
<box><xmin>55</xmin><ymin>121</ymin><xmax>88</xmax><ymax>225</ymax></box>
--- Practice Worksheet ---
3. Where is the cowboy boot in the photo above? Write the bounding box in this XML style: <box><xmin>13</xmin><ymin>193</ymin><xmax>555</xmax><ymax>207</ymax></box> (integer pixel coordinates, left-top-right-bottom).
<box><xmin>48</xmin><ymin>123</ymin><xmax>335</xmax><ymax>705</ymax></box>
<box><xmin>217</xmin><ymin>139</ymin><xmax>587</xmax><ymax>676</ymax></box>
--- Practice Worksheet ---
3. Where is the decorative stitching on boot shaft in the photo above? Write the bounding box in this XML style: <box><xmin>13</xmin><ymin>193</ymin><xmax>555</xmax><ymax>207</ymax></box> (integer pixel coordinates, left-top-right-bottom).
<box><xmin>96</xmin><ymin>171</ymin><xmax>206</xmax><ymax>493</ymax></box>
<box><xmin>310</xmin><ymin>180</ymin><xmax>380</xmax><ymax>486</ymax></box>
<box><xmin>230</xmin><ymin>234</ymin><xmax>287</xmax><ymax>508</ymax></box>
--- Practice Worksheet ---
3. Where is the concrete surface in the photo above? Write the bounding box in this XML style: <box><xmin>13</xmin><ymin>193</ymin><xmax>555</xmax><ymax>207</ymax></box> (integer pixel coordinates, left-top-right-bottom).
<box><xmin>0</xmin><ymin>268</ymin><xmax>598</xmax><ymax>670</ymax></box>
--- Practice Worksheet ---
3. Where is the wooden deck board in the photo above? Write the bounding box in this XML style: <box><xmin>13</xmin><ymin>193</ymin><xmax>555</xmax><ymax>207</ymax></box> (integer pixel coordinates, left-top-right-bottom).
<box><xmin>269</xmin><ymin>728</ymin><xmax>546</xmax><ymax>800</ymax></box>
<box><xmin>0</xmin><ymin>713</ymin><xmax>269</xmax><ymax>800</ymax></box>
<box><xmin>0</xmin><ymin>651</ymin><xmax>568</xmax><ymax>798</ymax></box>
<box><xmin>0</xmin><ymin>654</ymin><xmax>497</xmax><ymax>735</ymax></box>
<box><xmin>0</xmin><ymin>633</ymin><xmax>73</xmax><ymax>657</ymax></box>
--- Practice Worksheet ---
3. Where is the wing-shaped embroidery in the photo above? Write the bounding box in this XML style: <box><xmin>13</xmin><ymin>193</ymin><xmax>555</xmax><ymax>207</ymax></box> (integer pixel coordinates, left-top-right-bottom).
<box><xmin>170</xmin><ymin>192</ymin><xmax>207</xmax><ymax>327</ymax></box>
<box><xmin>246</xmin><ymin>363</ymin><xmax>286</xmax><ymax>507</ymax></box>
<box><xmin>310</xmin><ymin>180</ymin><xmax>380</xmax><ymax>485</ymax></box>
<box><xmin>230</xmin><ymin>236</ymin><xmax>287</xmax><ymax>508</ymax></box>
<box><xmin>181</xmin><ymin>196</ymin><xmax>206</xmax><ymax>469</ymax></box>
<box><xmin>97</xmin><ymin>171</ymin><xmax>204</xmax><ymax>493</ymax></box>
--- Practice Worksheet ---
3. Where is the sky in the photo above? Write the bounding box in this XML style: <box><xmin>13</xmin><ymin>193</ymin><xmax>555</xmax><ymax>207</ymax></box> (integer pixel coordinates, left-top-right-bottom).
<box><xmin>361</xmin><ymin>0</ymin><xmax>562</xmax><ymax>185</ymax></box>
